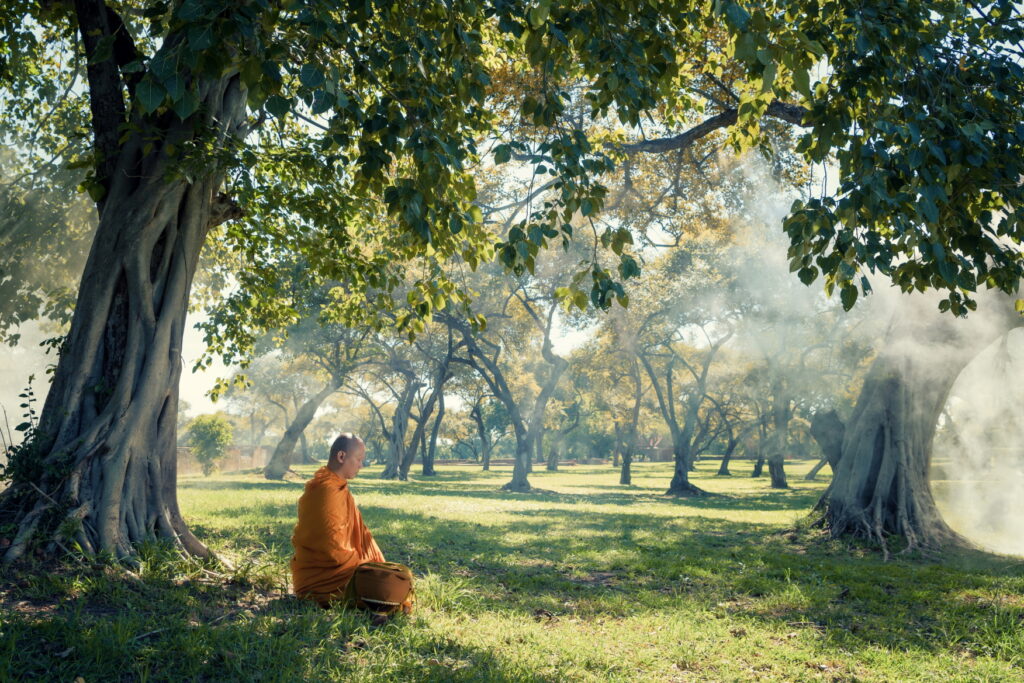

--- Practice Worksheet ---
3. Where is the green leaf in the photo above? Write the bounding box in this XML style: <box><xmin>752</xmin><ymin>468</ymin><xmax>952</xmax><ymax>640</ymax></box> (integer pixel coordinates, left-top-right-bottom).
<box><xmin>760</xmin><ymin>61</ymin><xmax>777</xmax><ymax>94</ymax></box>
<box><xmin>723</xmin><ymin>2</ymin><xmax>751</xmax><ymax>30</ymax></box>
<box><xmin>299</xmin><ymin>63</ymin><xmax>326</xmax><ymax>89</ymax></box>
<box><xmin>265</xmin><ymin>95</ymin><xmax>291</xmax><ymax>118</ymax></box>
<box><xmin>840</xmin><ymin>284</ymin><xmax>858</xmax><ymax>311</ymax></box>
<box><xmin>172</xmin><ymin>90</ymin><xmax>199</xmax><ymax>119</ymax></box>
<box><xmin>528</xmin><ymin>0</ymin><xmax>551</xmax><ymax>28</ymax></box>
<box><xmin>792</xmin><ymin>67</ymin><xmax>811</xmax><ymax>98</ymax></box>
<box><xmin>135</xmin><ymin>76</ymin><xmax>165</xmax><ymax>114</ymax></box>
<box><xmin>494</xmin><ymin>144</ymin><xmax>511</xmax><ymax>164</ymax></box>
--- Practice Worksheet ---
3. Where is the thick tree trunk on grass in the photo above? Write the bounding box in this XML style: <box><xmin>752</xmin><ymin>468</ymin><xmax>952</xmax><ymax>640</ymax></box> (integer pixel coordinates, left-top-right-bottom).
<box><xmin>264</xmin><ymin>384</ymin><xmax>336</xmax><ymax>480</ymax></box>
<box><xmin>0</xmin><ymin>75</ymin><xmax>248</xmax><ymax>564</ymax></box>
<box><xmin>666</xmin><ymin>439</ymin><xmax>705</xmax><ymax>495</ymax></box>
<box><xmin>768</xmin><ymin>458</ymin><xmax>788</xmax><ymax>489</ymax></box>
<box><xmin>815</xmin><ymin>297</ymin><xmax>1020</xmax><ymax>552</ymax></box>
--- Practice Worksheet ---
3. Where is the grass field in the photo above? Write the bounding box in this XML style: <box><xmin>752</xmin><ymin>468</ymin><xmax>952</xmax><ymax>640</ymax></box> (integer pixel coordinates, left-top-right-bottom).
<box><xmin>2</xmin><ymin>459</ymin><xmax>1024</xmax><ymax>681</ymax></box>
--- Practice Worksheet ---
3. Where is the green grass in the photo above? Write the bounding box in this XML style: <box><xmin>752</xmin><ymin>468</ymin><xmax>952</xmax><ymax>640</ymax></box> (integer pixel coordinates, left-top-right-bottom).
<box><xmin>3</xmin><ymin>460</ymin><xmax>1024</xmax><ymax>681</ymax></box>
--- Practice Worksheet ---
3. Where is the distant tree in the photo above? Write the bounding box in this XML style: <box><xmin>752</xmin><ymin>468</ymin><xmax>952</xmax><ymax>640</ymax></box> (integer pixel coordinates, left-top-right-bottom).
<box><xmin>187</xmin><ymin>415</ymin><xmax>233</xmax><ymax>476</ymax></box>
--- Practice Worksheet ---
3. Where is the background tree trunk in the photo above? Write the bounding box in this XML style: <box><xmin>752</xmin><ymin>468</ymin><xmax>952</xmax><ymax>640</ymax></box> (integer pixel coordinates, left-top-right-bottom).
<box><xmin>470</xmin><ymin>402</ymin><xmax>492</xmax><ymax>471</ymax></box>
<box><xmin>717</xmin><ymin>436</ymin><xmax>738</xmax><ymax>476</ymax></box>
<box><xmin>298</xmin><ymin>432</ymin><xmax>317</xmax><ymax>465</ymax></box>
<box><xmin>504</xmin><ymin>425</ymin><xmax>532</xmax><ymax>491</ymax></box>
<box><xmin>264</xmin><ymin>383</ymin><xmax>336</xmax><ymax>480</ymax></box>
<box><xmin>619</xmin><ymin>452</ymin><xmax>633</xmax><ymax>485</ymax></box>
<box><xmin>423</xmin><ymin>392</ymin><xmax>443</xmax><ymax>476</ymax></box>
<box><xmin>766</xmin><ymin>380</ymin><xmax>791</xmax><ymax>489</ymax></box>
<box><xmin>807</xmin><ymin>409</ymin><xmax>845</xmax><ymax>480</ymax></box>
<box><xmin>751</xmin><ymin>457</ymin><xmax>765</xmax><ymax>478</ymax></box>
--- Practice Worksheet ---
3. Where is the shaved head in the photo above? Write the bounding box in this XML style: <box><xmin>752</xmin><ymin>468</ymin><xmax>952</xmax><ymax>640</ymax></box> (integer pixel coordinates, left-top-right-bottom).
<box><xmin>330</xmin><ymin>433</ymin><xmax>362</xmax><ymax>460</ymax></box>
<box><xmin>328</xmin><ymin>433</ymin><xmax>367</xmax><ymax>479</ymax></box>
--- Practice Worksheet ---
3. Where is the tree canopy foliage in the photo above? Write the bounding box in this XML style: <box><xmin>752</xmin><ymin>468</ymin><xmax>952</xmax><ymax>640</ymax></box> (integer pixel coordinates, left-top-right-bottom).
<box><xmin>2</xmin><ymin>0</ymin><xmax>1023</xmax><ymax>563</ymax></box>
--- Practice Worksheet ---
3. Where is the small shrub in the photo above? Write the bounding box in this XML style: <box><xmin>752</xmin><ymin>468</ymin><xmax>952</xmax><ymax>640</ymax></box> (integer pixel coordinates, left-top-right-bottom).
<box><xmin>187</xmin><ymin>415</ymin><xmax>233</xmax><ymax>475</ymax></box>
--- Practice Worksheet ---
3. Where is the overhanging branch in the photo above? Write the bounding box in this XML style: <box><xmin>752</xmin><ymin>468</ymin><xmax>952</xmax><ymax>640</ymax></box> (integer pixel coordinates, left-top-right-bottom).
<box><xmin>621</xmin><ymin>101</ymin><xmax>808</xmax><ymax>155</ymax></box>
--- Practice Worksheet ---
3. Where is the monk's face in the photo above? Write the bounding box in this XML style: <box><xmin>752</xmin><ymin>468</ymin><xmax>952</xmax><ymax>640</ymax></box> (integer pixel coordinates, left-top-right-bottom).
<box><xmin>336</xmin><ymin>439</ymin><xmax>366</xmax><ymax>480</ymax></box>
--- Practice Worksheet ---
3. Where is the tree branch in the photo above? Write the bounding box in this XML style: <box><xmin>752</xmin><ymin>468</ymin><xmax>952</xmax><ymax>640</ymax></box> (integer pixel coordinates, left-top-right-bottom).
<box><xmin>74</xmin><ymin>0</ymin><xmax>129</xmax><ymax>201</ymax></box>
<box><xmin>620</xmin><ymin>101</ymin><xmax>808</xmax><ymax>155</ymax></box>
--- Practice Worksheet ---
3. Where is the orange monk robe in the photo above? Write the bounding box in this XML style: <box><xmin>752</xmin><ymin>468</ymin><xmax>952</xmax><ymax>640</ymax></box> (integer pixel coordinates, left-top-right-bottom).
<box><xmin>290</xmin><ymin>467</ymin><xmax>384</xmax><ymax>604</ymax></box>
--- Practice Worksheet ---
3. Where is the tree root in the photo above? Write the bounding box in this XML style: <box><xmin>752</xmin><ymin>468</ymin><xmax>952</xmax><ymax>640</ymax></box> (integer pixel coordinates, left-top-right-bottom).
<box><xmin>664</xmin><ymin>482</ymin><xmax>706</xmax><ymax>497</ymax></box>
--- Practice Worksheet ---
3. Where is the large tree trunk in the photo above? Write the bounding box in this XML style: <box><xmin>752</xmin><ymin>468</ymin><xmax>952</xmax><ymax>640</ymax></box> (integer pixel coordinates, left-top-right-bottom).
<box><xmin>816</xmin><ymin>296</ymin><xmax>1019</xmax><ymax>553</ymax></box>
<box><xmin>0</xmin><ymin>76</ymin><xmax>248</xmax><ymax>564</ymax></box>
<box><xmin>264</xmin><ymin>384</ymin><xmax>336</xmax><ymax>480</ymax></box>
<box><xmin>666</xmin><ymin>445</ymin><xmax>704</xmax><ymax>495</ymax></box>
<box><xmin>768</xmin><ymin>457</ymin><xmax>788</xmax><ymax>489</ymax></box>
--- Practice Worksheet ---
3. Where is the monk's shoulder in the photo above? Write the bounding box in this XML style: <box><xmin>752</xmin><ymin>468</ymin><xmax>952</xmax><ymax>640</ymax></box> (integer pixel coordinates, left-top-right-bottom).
<box><xmin>303</xmin><ymin>468</ymin><xmax>348</xmax><ymax>494</ymax></box>
<box><xmin>300</xmin><ymin>469</ymin><xmax>352</xmax><ymax>518</ymax></box>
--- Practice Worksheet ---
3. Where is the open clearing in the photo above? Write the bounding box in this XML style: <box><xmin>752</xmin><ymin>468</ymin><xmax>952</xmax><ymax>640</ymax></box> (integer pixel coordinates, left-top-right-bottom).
<box><xmin>2</xmin><ymin>460</ymin><xmax>1023</xmax><ymax>681</ymax></box>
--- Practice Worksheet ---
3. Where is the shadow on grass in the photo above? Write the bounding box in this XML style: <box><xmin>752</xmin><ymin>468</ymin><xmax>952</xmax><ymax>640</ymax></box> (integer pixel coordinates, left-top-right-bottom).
<box><xmin>0</xmin><ymin>571</ymin><xmax>559</xmax><ymax>682</ymax></box>
<box><xmin>6</xmin><ymin>466</ymin><xmax>1024</xmax><ymax>680</ymax></box>
<box><xmin>193</xmin><ymin>491</ymin><xmax>1024</xmax><ymax>661</ymax></box>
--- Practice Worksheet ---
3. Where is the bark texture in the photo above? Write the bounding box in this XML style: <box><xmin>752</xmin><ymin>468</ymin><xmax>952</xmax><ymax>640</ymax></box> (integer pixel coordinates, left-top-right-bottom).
<box><xmin>0</xmin><ymin>71</ymin><xmax>248</xmax><ymax>563</ymax></box>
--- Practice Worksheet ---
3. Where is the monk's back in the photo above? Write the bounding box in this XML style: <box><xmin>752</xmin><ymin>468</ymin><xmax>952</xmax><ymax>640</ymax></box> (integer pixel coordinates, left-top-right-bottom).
<box><xmin>291</xmin><ymin>467</ymin><xmax>384</xmax><ymax>601</ymax></box>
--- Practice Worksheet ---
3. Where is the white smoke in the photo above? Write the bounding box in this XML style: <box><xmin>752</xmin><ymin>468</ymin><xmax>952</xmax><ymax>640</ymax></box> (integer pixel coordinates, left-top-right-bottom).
<box><xmin>932</xmin><ymin>327</ymin><xmax>1024</xmax><ymax>557</ymax></box>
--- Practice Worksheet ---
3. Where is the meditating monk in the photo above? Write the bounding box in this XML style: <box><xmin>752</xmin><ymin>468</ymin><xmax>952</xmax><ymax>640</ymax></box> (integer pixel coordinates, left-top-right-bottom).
<box><xmin>291</xmin><ymin>433</ymin><xmax>413</xmax><ymax>613</ymax></box>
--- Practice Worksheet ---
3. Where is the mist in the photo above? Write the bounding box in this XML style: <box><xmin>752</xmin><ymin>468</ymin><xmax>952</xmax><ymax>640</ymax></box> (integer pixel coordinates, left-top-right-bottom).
<box><xmin>932</xmin><ymin>327</ymin><xmax>1024</xmax><ymax>556</ymax></box>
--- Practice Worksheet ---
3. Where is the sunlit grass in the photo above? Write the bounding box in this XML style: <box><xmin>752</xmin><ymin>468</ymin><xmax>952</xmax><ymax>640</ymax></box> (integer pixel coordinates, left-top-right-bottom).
<box><xmin>3</xmin><ymin>459</ymin><xmax>1024</xmax><ymax>681</ymax></box>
